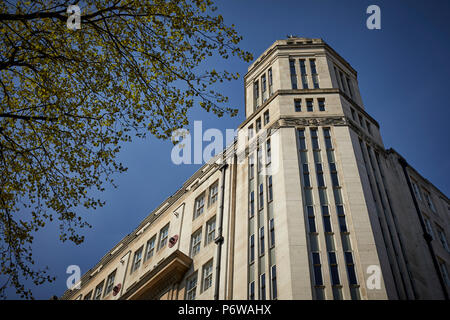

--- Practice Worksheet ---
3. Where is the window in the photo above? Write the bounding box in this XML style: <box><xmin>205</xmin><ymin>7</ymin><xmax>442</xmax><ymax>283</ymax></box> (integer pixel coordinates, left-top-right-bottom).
<box><xmin>289</xmin><ymin>59</ymin><xmax>297</xmax><ymax>89</ymax></box>
<box><xmin>260</xmin><ymin>274</ymin><xmax>266</xmax><ymax>300</ymax></box>
<box><xmin>424</xmin><ymin>191</ymin><xmax>436</xmax><ymax>213</ymax></box>
<box><xmin>437</xmin><ymin>227</ymin><xmax>449</xmax><ymax>252</ymax></box>
<box><xmin>271</xmin><ymin>265</ymin><xmax>277</xmax><ymax>300</ymax></box>
<box><xmin>344</xmin><ymin>252</ymin><xmax>358</xmax><ymax>285</ymax></box>
<box><xmin>253</xmin><ymin>80</ymin><xmax>260</xmax><ymax>108</ymax></box>
<box><xmin>439</xmin><ymin>261</ymin><xmax>450</xmax><ymax>286</ymax></box>
<box><xmin>339</xmin><ymin>71</ymin><xmax>347</xmax><ymax>94</ymax></box>
<box><xmin>294</xmin><ymin>99</ymin><xmax>301</xmax><ymax>112</ymax></box>
<box><xmin>83</xmin><ymin>291</ymin><xmax>92</xmax><ymax>300</ymax></box>
<box><xmin>248</xmin><ymin>125</ymin><xmax>254</xmax><ymax>140</ymax></box>
<box><xmin>266</xmin><ymin>139</ymin><xmax>271</xmax><ymax>165</ymax></box>
<box><xmin>423</xmin><ymin>215</ymin><xmax>434</xmax><ymax>239</ymax></box>
<box><xmin>194</xmin><ymin>193</ymin><xmax>205</xmax><ymax>219</ymax></box>
<box><xmin>249</xmin><ymin>234</ymin><xmax>255</xmax><ymax>263</ymax></box>
<box><xmin>249</xmin><ymin>154</ymin><xmax>255</xmax><ymax>180</ymax></box>
<box><xmin>256</xmin><ymin>118</ymin><xmax>262</xmax><ymax>132</ymax></box>
<box><xmin>259</xmin><ymin>226</ymin><xmax>265</xmax><ymax>255</ymax></box>
<box><xmin>206</xmin><ymin>217</ymin><xmax>216</xmax><ymax>245</ymax></box>
<box><xmin>249</xmin><ymin>281</ymin><xmax>255</xmax><ymax>300</ymax></box>
<box><xmin>208</xmin><ymin>182</ymin><xmax>219</xmax><ymax>206</ymax></box>
<box><xmin>186</xmin><ymin>272</ymin><xmax>198</xmax><ymax>300</ymax></box>
<box><xmin>358</xmin><ymin>115</ymin><xmax>364</xmax><ymax>128</ymax></box>
<box><xmin>298</xmin><ymin>129</ymin><xmax>307</xmax><ymax>150</ymax></box>
<box><xmin>158</xmin><ymin>224</ymin><xmax>170</xmax><ymax>250</ymax></box>
<box><xmin>263</xmin><ymin>110</ymin><xmax>269</xmax><ymax>125</ymax></box>
<box><xmin>258</xmin><ymin>183</ymin><xmax>264</xmax><ymax>209</ymax></box>
<box><xmin>104</xmin><ymin>270</ymin><xmax>116</xmax><ymax>297</ymax></box>
<box><xmin>249</xmin><ymin>191</ymin><xmax>255</xmax><ymax>217</ymax></box>
<box><xmin>312</xmin><ymin>252</ymin><xmax>323</xmax><ymax>286</ymax></box>
<box><xmin>328</xmin><ymin>252</ymin><xmax>340</xmax><ymax>285</ymax></box>
<box><xmin>131</xmin><ymin>246</ymin><xmax>143</xmax><ymax>273</ymax></box>
<box><xmin>366</xmin><ymin>120</ymin><xmax>372</xmax><ymax>134</ymax></box>
<box><xmin>145</xmin><ymin>235</ymin><xmax>156</xmax><ymax>261</ymax></box>
<box><xmin>311</xmin><ymin>129</ymin><xmax>319</xmax><ymax>150</ymax></box>
<box><xmin>346</xmin><ymin>77</ymin><xmax>353</xmax><ymax>97</ymax></box>
<box><xmin>93</xmin><ymin>281</ymin><xmax>104</xmax><ymax>300</ymax></box>
<box><xmin>202</xmin><ymin>260</ymin><xmax>213</xmax><ymax>292</ymax></box>
<box><xmin>306</xmin><ymin>99</ymin><xmax>313</xmax><ymax>112</ymax></box>
<box><xmin>267</xmin><ymin>176</ymin><xmax>273</xmax><ymax>202</ymax></box>
<box><xmin>310</xmin><ymin>59</ymin><xmax>319</xmax><ymax>88</ymax></box>
<box><xmin>261</xmin><ymin>74</ymin><xmax>267</xmax><ymax>102</ymax></box>
<box><xmin>268</xmin><ymin>68</ymin><xmax>273</xmax><ymax>96</ymax></box>
<box><xmin>318</xmin><ymin>99</ymin><xmax>325</xmax><ymax>111</ymax></box>
<box><xmin>190</xmin><ymin>228</ymin><xmax>202</xmax><ymax>257</ymax></box>
<box><xmin>334</xmin><ymin>67</ymin><xmax>341</xmax><ymax>89</ymax></box>
<box><xmin>411</xmin><ymin>181</ymin><xmax>422</xmax><ymax>201</ymax></box>
<box><xmin>350</xmin><ymin>108</ymin><xmax>356</xmax><ymax>120</ymax></box>
<box><xmin>269</xmin><ymin>218</ymin><xmax>275</xmax><ymax>247</ymax></box>
<box><xmin>299</xmin><ymin>59</ymin><xmax>308</xmax><ymax>89</ymax></box>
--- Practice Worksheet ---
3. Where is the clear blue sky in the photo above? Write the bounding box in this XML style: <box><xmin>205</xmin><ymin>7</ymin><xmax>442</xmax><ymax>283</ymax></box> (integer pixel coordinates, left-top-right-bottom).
<box><xmin>7</xmin><ymin>0</ymin><xmax>450</xmax><ymax>299</ymax></box>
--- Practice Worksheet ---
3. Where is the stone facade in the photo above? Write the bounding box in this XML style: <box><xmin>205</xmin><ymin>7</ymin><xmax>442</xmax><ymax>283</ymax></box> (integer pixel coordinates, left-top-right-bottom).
<box><xmin>61</xmin><ymin>37</ymin><xmax>449</xmax><ymax>300</ymax></box>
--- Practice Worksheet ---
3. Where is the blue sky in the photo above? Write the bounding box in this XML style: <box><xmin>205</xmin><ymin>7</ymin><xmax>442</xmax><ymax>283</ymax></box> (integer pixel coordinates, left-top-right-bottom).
<box><xmin>6</xmin><ymin>0</ymin><xmax>450</xmax><ymax>299</ymax></box>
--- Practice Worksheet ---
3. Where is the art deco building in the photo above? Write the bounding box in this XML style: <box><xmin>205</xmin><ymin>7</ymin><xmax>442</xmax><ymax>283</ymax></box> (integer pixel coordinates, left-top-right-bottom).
<box><xmin>61</xmin><ymin>37</ymin><xmax>449</xmax><ymax>300</ymax></box>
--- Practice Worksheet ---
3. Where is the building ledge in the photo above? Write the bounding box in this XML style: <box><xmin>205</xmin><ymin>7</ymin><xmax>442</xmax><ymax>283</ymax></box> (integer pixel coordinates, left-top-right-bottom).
<box><xmin>120</xmin><ymin>250</ymin><xmax>192</xmax><ymax>300</ymax></box>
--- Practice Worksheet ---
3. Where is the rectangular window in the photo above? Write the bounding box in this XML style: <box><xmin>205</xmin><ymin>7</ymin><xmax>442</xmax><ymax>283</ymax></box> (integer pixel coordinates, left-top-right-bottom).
<box><xmin>190</xmin><ymin>228</ymin><xmax>202</xmax><ymax>257</ymax></box>
<box><xmin>249</xmin><ymin>234</ymin><xmax>255</xmax><ymax>263</ymax></box>
<box><xmin>194</xmin><ymin>193</ymin><xmax>205</xmax><ymax>219</ymax></box>
<box><xmin>93</xmin><ymin>281</ymin><xmax>104</xmax><ymax>300</ymax></box>
<box><xmin>263</xmin><ymin>110</ymin><xmax>270</xmax><ymax>125</ymax></box>
<box><xmin>259</xmin><ymin>183</ymin><xmax>264</xmax><ymax>210</ymax></box>
<box><xmin>131</xmin><ymin>246</ymin><xmax>143</xmax><ymax>273</ymax></box>
<box><xmin>271</xmin><ymin>265</ymin><xmax>277</xmax><ymax>300</ymax></box>
<box><xmin>104</xmin><ymin>270</ymin><xmax>116</xmax><ymax>297</ymax></box>
<box><xmin>158</xmin><ymin>224</ymin><xmax>169</xmax><ymax>250</ymax></box>
<box><xmin>345</xmin><ymin>252</ymin><xmax>358</xmax><ymax>285</ymax></box>
<box><xmin>186</xmin><ymin>272</ymin><xmax>198</xmax><ymax>300</ymax></box>
<box><xmin>306</xmin><ymin>99</ymin><xmax>313</xmax><ymax>112</ymax></box>
<box><xmin>294</xmin><ymin>99</ymin><xmax>301</xmax><ymax>112</ymax></box>
<box><xmin>299</xmin><ymin>59</ymin><xmax>308</xmax><ymax>89</ymax></box>
<box><xmin>268</xmin><ymin>68</ymin><xmax>273</xmax><ymax>95</ymax></box>
<box><xmin>339</xmin><ymin>71</ymin><xmax>347</xmax><ymax>94</ymax></box>
<box><xmin>260</xmin><ymin>274</ymin><xmax>266</xmax><ymax>300</ymax></box>
<box><xmin>328</xmin><ymin>252</ymin><xmax>340</xmax><ymax>285</ymax></box>
<box><xmin>436</xmin><ymin>226</ymin><xmax>449</xmax><ymax>252</ymax></box>
<box><xmin>202</xmin><ymin>260</ymin><xmax>213</xmax><ymax>292</ymax></box>
<box><xmin>261</xmin><ymin>74</ymin><xmax>267</xmax><ymax>102</ymax></box>
<box><xmin>439</xmin><ymin>261</ymin><xmax>450</xmax><ymax>286</ymax></box>
<box><xmin>310</xmin><ymin>59</ymin><xmax>319</xmax><ymax>88</ymax></box>
<box><xmin>269</xmin><ymin>218</ymin><xmax>275</xmax><ymax>247</ymax></box>
<box><xmin>424</xmin><ymin>191</ymin><xmax>436</xmax><ymax>213</ymax></box>
<box><xmin>358</xmin><ymin>115</ymin><xmax>364</xmax><ymax>128</ymax></box>
<box><xmin>366</xmin><ymin>120</ymin><xmax>372</xmax><ymax>134</ymax></box>
<box><xmin>249</xmin><ymin>191</ymin><xmax>255</xmax><ymax>217</ymax></box>
<box><xmin>346</xmin><ymin>77</ymin><xmax>353</xmax><ymax>97</ymax></box>
<box><xmin>249</xmin><ymin>281</ymin><xmax>255</xmax><ymax>300</ymax></box>
<box><xmin>411</xmin><ymin>181</ymin><xmax>422</xmax><ymax>201</ymax></box>
<box><xmin>289</xmin><ymin>59</ymin><xmax>298</xmax><ymax>89</ymax></box>
<box><xmin>350</xmin><ymin>108</ymin><xmax>356</xmax><ymax>120</ymax></box>
<box><xmin>298</xmin><ymin>129</ymin><xmax>307</xmax><ymax>150</ymax></box>
<box><xmin>145</xmin><ymin>235</ymin><xmax>156</xmax><ymax>261</ymax></box>
<box><xmin>249</xmin><ymin>154</ymin><xmax>255</xmax><ymax>180</ymax></box>
<box><xmin>259</xmin><ymin>226</ymin><xmax>265</xmax><ymax>255</ymax></box>
<box><xmin>248</xmin><ymin>125</ymin><xmax>254</xmax><ymax>140</ymax></box>
<box><xmin>206</xmin><ymin>217</ymin><xmax>216</xmax><ymax>245</ymax></box>
<box><xmin>266</xmin><ymin>139</ymin><xmax>271</xmax><ymax>165</ymax></box>
<box><xmin>83</xmin><ymin>291</ymin><xmax>92</xmax><ymax>300</ymax></box>
<box><xmin>312</xmin><ymin>252</ymin><xmax>323</xmax><ymax>286</ymax></box>
<box><xmin>311</xmin><ymin>128</ymin><xmax>319</xmax><ymax>150</ymax></box>
<box><xmin>256</xmin><ymin>118</ymin><xmax>262</xmax><ymax>132</ymax></box>
<box><xmin>267</xmin><ymin>176</ymin><xmax>273</xmax><ymax>202</ymax></box>
<box><xmin>318</xmin><ymin>99</ymin><xmax>325</xmax><ymax>111</ymax></box>
<box><xmin>208</xmin><ymin>182</ymin><xmax>219</xmax><ymax>206</ymax></box>
<box><xmin>423</xmin><ymin>216</ymin><xmax>434</xmax><ymax>239</ymax></box>
<box><xmin>254</xmin><ymin>80</ymin><xmax>260</xmax><ymax>108</ymax></box>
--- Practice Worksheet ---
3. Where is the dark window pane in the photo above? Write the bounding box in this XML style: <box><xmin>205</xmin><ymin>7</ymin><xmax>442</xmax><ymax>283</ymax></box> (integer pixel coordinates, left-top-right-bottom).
<box><xmin>338</xmin><ymin>216</ymin><xmax>347</xmax><ymax>232</ymax></box>
<box><xmin>323</xmin><ymin>216</ymin><xmax>332</xmax><ymax>232</ymax></box>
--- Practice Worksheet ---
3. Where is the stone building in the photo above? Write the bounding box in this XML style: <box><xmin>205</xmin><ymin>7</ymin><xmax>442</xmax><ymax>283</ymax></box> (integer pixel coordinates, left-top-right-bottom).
<box><xmin>61</xmin><ymin>37</ymin><xmax>449</xmax><ymax>300</ymax></box>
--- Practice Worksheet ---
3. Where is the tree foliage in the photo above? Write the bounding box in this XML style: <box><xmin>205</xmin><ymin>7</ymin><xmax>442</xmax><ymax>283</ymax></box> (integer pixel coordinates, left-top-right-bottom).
<box><xmin>0</xmin><ymin>0</ymin><xmax>252</xmax><ymax>298</ymax></box>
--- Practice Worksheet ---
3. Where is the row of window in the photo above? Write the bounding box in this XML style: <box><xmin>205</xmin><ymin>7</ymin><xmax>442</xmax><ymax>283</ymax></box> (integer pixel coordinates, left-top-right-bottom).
<box><xmin>299</xmin><ymin>127</ymin><xmax>360</xmax><ymax>300</ymax></box>
<box><xmin>190</xmin><ymin>216</ymin><xmax>216</xmax><ymax>257</ymax></box>
<box><xmin>350</xmin><ymin>107</ymin><xmax>373</xmax><ymax>135</ymax></box>
<box><xmin>294</xmin><ymin>98</ymin><xmax>326</xmax><ymax>112</ymax></box>
<box><xmin>186</xmin><ymin>259</ymin><xmax>214</xmax><ymax>300</ymax></box>
<box><xmin>253</xmin><ymin>68</ymin><xmax>273</xmax><ymax>109</ymax></box>
<box><xmin>248</xmin><ymin>265</ymin><xmax>277</xmax><ymax>300</ymax></box>
<box><xmin>194</xmin><ymin>181</ymin><xmax>219</xmax><ymax>220</ymax></box>
<box><xmin>334</xmin><ymin>65</ymin><xmax>354</xmax><ymax>99</ymax></box>
<box><xmin>290</xmin><ymin>58</ymin><xmax>320</xmax><ymax>90</ymax></box>
<box><xmin>248</xmin><ymin>110</ymin><xmax>270</xmax><ymax>140</ymax></box>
